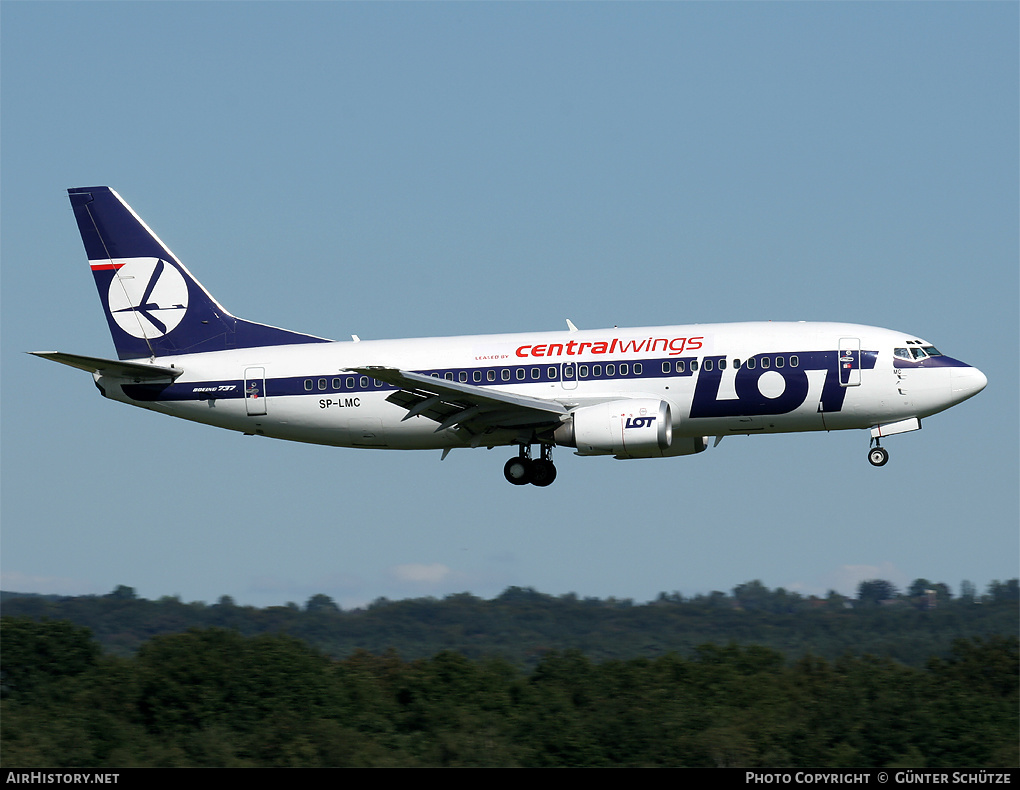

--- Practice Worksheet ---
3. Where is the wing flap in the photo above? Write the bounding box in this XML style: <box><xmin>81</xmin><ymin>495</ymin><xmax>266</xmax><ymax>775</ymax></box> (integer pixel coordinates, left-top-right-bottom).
<box><xmin>352</xmin><ymin>366</ymin><xmax>567</xmax><ymax>432</ymax></box>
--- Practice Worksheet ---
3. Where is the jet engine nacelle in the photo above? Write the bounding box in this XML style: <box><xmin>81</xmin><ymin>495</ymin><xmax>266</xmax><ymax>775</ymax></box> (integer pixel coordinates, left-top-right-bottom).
<box><xmin>554</xmin><ymin>399</ymin><xmax>680</xmax><ymax>459</ymax></box>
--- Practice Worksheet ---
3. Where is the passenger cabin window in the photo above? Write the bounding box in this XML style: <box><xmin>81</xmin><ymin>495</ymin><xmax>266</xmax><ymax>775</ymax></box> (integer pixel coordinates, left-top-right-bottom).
<box><xmin>675</xmin><ymin>361</ymin><xmax>685</xmax><ymax>373</ymax></box>
<box><xmin>304</xmin><ymin>379</ymin><xmax>313</xmax><ymax>391</ymax></box>
<box><xmin>691</xmin><ymin>361</ymin><xmax>699</xmax><ymax>372</ymax></box>
<box><xmin>487</xmin><ymin>370</ymin><xmax>495</xmax><ymax>382</ymax></box>
<box><xmin>633</xmin><ymin>363</ymin><xmax>642</xmax><ymax>375</ymax></box>
<box><xmin>606</xmin><ymin>364</ymin><xmax>616</xmax><ymax>376</ymax></box>
<box><xmin>501</xmin><ymin>369</ymin><xmax>510</xmax><ymax>381</ymax></box>
<box><xmin>473</xmin><ymin>370</ymin><xmax>481</xmax><ymax>383</ymax></box>
<box><xmin>704</xmin><ymin>359</ymin><xmax>713</xmax><ymax>372</ymax></box>
<box><xmin>746</xmin><ymin>358</ymin><xmax>756</xmax><ymax>370</ymax></box>
<box><xmin>459</xmin><ymin>371</ymin><xmax>467</xmax><ymax>383</ymax></box>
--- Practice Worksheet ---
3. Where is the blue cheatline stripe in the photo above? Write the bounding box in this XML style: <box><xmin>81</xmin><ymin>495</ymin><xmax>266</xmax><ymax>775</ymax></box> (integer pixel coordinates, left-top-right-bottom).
<box><xmin>118</xmin><ymin>350</ymin><xmax>880</xmax><ymax>403</ymax></box>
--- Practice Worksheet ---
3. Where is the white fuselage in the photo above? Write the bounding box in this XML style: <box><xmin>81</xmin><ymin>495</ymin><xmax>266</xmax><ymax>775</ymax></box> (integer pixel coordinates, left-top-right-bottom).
<box><xmin>100</xmin><ymin>321</ymin><xmax>986</xmax><ymax>453</ymax></box>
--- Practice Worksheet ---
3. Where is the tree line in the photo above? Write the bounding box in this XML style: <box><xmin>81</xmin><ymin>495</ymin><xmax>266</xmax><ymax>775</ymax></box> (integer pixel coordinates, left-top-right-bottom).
<box><xmin>1</xmin><ymin>618</ymin><xmax>1015</xmax><ymax>767</ymax></box>
<box><xmin>1</xmin><ymin>577</ymin><xmax>1016</xmax><ymax>668</ymax></box>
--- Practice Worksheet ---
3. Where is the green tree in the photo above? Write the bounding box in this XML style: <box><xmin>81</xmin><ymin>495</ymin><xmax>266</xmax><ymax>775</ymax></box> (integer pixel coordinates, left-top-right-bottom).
<box><xmin>986</xmin><ymin>579</ymin><xmax>1019</xmax><ymax>603</ymax></box>
<box><xmin>857</xmin><ymin>579</ymin><xmax>897</xmax><ymax>606</ymax></box>
<box><xmin>305</xmin><ymin>594</ymin><xmax>340</xmax><ymax>614</ymax></box>
<box><xmin>105</xmin><ymin>585</ymin><xmax>138</xmax><ymax>601</ymax></box>
<box><xmin>1</xmin><ymin>617</ymin><xmax>100</xmax><ymax>700</ymax></box>
<box><xmin>959</xmin><ymin>579</ymin><xmax>977</xmax><ymax>603</ymax></box>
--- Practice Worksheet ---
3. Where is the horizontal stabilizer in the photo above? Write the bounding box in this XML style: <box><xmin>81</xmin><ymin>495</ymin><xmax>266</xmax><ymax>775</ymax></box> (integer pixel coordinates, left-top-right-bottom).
<box><xmin>29</xmin><ymin>351</ymin><xmax>183</xmax><ymax>381</ymax></box>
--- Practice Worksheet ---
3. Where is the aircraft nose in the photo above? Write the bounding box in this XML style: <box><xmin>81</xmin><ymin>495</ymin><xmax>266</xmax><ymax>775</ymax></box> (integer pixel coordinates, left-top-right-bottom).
<box><xmin>951</xmin><ymin>365</ymin><xmax>987</xmax><ymax>402</ymax></box>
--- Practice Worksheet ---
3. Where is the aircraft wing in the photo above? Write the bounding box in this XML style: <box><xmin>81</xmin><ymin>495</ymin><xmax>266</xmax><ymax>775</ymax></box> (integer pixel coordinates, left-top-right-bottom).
<box><xmin>29</xmin><ymin>352</ymin><xmax>183</xmax><ymax>381</ymax></box>
<box><xmin>350</xmin><ymin>366</ymin><xmax>568</xmax><ymax>438</ymax></box>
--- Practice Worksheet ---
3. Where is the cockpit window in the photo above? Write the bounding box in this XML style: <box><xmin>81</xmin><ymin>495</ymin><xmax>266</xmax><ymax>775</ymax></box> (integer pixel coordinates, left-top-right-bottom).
<box><xmin>909</xmin><ymin>347</ymin><xmax>928</xmax><ymax>360</ymax></box>
<box><xmin>894</xmin><ymin>348</ymin><xmax>911</xmax><ymax>360</ymax></box>
<box><xmin>922</xmin><ymin>346</ymin><xmax>943</xmax><ymax>357</ymax></box>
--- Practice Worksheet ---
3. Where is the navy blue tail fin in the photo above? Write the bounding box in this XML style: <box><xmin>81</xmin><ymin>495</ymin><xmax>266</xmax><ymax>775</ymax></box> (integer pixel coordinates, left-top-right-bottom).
<box><xmin>68</xmin><ymin>187</ymin><xmax>330</xmax><ymax>360</ymax></box>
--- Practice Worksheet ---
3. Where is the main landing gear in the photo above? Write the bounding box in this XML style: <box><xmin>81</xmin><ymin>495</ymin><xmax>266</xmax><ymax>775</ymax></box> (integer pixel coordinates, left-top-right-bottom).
<box><xmin>503</xmin><ymin>444</ymin><xmax>557</xmax><ymax>487</ymax></box>
<box><xmin>868</xmin><ymin>438</ymin><xmax>889</xmax><ymax>467</ymax></box>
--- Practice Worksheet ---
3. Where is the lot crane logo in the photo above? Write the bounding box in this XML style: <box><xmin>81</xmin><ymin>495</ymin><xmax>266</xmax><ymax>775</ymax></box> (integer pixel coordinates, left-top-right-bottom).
<box><xmin>108</xmin><ymin>258</ymin><xmax>188</xmax><ymax>338</ymax></box>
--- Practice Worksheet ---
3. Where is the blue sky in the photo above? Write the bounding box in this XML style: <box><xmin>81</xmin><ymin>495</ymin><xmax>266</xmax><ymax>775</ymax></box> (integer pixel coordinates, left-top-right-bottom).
<box><xmin>2</xmin><ymin>2</ymin><xmax>1016</xmax><ymax>609</ymax></box>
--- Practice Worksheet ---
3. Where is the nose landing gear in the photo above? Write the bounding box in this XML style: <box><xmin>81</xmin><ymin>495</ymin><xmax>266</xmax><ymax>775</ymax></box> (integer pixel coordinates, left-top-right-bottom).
<box><xmin>503</xmin><ymin>443</ymin><xmax>557</xmax><ymax>487</ymax></box>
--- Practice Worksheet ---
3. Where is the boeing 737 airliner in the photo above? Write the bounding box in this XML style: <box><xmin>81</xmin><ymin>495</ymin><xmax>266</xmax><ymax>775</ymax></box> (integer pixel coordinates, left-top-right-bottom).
<box><xmin>33</xmin><ymin>187</ymin><xmax>987</xmax><ymax>486</ymax></box>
